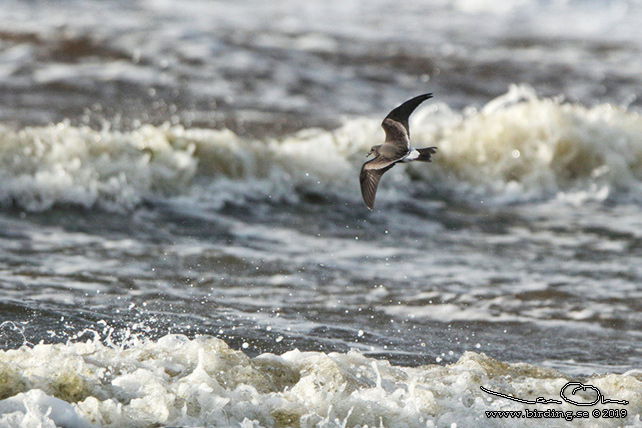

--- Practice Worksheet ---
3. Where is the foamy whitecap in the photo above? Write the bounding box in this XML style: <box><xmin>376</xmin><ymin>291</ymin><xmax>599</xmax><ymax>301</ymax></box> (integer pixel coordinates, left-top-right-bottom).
<box><xmin>1</xmin><ymin>86</ymin><xmax>641</xmax><ymax>211</ymax></box>
<box><xmin>0</xmin><ymin>122</ymin><xmax>198</xmax><ymax>211</ymax></box>
<box><xmin>411</xmin><ymin>85</ymin><xmax>642</xmax><ymax>203</ymax></box>
<box><xmin>0</xmin><ymin>334</ymin><xmax>640</xmax><ymax>427</ymax></box>
<box><xmin>0</xmin><ymin>389</ymin><xmax>96</xmax><ymax>428</ymax></box>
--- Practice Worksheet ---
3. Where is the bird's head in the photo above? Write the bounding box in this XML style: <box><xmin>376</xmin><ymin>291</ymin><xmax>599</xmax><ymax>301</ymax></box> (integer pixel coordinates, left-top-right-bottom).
<box><xmin>366</xmin><ymin>145</ymin><xmax>381</xmax><ymax>158</ymax></box>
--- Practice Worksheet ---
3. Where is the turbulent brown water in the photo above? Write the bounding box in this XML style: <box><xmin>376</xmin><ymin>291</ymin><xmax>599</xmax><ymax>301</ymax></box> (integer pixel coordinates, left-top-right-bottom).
<box><xmin>0</xmin><ymin>0</ymin><xmax>641</xmax><ymax>426</ymax></box>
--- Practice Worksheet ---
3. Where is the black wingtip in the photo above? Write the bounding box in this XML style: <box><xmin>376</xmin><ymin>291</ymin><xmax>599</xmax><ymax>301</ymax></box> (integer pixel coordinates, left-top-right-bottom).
<box><xmin>362</xmin><ymin>189</ymin><xmax>375</xmax><ymax>210</ymax></box>
<box><xmin>384</xmin><ymin>93</ymin><xmax>433</xmax><ymax>134</ymax></box>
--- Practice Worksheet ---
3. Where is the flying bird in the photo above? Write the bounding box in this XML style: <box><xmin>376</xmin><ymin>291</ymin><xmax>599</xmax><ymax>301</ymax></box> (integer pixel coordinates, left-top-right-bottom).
<box><xmin>360</xmin><ymin>93</ymin><xmax>437</xmax><ymax>210</ymax></box>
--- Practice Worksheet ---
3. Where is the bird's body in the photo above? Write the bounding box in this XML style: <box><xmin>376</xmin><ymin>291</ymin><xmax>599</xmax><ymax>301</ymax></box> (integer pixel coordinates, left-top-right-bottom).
<box><xmin>359</xmin><ymin>93</ymin><xmax>437</xmax><ymax>210</ymax></box>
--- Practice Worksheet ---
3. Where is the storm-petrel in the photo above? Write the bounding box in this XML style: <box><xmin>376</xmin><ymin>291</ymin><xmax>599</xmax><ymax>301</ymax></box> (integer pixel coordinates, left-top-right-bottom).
<box><xmin>360</xmin><ymin>93</ymin><xmax>437</xmax><ymax>210</ymax></box>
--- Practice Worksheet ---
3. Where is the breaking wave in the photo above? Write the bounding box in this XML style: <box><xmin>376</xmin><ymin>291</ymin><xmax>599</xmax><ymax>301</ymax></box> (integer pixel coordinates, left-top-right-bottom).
<box><xmin>1</xmin><ymin>85</ymin><xmax>641</xmax><ymax>212</ymax></box>
<box><xmin>0</xmin><ymin>334</ymin><xmax>640</xmax><ymax>427</ymax></box>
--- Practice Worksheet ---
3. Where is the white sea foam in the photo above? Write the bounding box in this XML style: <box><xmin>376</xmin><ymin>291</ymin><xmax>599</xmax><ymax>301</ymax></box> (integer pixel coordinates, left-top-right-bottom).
<box><xmin>0</xmin><ymin>389</ymin><xmax>96</xmax><ymax>428</ymax></box>
<box><xmin>0</xmin><ymin>334</ymin><xmax>639</xmax><ymax>427</ymax></box>
<box><xmin>1</xmin><ymin>86</ymin><xmax>641</xmax><ymax>211</ymax></box>
<box><xmin>0</xmin><ymin>122</ymin><xmax>198</xmax><ymax>211</ymax></box>
<box><xmin>410</xmin><ymin>85</ymin><xmax>642</xmax><ymax>203</ymax></box>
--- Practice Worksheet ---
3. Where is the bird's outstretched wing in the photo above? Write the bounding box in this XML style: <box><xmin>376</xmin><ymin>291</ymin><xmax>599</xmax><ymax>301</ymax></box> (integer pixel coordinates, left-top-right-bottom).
<box><xmin>359</xmin><ymin>158</ymin><xmax>397</xmax><ymax>210</ymax></box>
<box><xmin>381</xmin><ymin>93</ymin><xmax>432</xmax><ymax>144</ymax></box>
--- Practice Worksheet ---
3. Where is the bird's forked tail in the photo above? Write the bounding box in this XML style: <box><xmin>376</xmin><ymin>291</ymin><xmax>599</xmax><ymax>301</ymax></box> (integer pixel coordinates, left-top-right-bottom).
<box><xmin>416</xmin><ymin>147</ymin><xmax>438</xmax><ymax>162</ymax></box>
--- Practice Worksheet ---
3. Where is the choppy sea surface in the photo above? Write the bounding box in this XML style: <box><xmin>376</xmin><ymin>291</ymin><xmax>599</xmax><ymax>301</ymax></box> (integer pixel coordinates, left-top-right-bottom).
<box><xmin>1</xmin><ymin>0</ymin><xmax>641</xmax><ymax>426</ymax></box>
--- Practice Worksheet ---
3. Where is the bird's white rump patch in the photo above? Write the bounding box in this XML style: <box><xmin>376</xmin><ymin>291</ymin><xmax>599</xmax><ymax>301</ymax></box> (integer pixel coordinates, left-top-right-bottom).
<box><xmin>402</xmin><ymin>148</ymin><xmax>420</xmax><ymax>162</ymax></box>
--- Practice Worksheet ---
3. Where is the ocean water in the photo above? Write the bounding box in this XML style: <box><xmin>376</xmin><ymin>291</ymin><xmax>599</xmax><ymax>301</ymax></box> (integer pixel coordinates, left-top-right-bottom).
<box><xmin>0</xmin><ymin>0</ymin><xmax>641</xmax><ymax>427</ymax></box>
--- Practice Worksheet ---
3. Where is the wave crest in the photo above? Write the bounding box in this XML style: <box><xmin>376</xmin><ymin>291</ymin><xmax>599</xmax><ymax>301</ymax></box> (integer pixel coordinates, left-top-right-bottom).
<box><xmin>1</xmin><ymin>334</ymin><xmax>640</xmax><ymax>427</ymax></box>
<box><xmin>1</xmin><ymin>86</ymin><xmax>641</xmax><ymax>211</ymax></box>
<box><xmin>0</xmin><ymin>123</ymin><xmax>198</xmax><ymax>211</ymax></box>
<box><xmin>412</xmin><ymin>85</ymin><xmax>642</xmax><ymax>203</ymax></box>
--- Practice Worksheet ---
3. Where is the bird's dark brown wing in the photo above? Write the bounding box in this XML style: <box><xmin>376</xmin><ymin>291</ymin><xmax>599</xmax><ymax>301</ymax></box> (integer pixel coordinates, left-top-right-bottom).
<box><xmin>381</xmin><ymin>119</ymin><xmax>411</xmax><ymax>153</ymax></box>
<box><xmin>382</xmin><ymin>93</ymin><xmax>432</xmax><ymax>141</ymax></box>
<box><xmin>360</xmin><ymin>157</ymin><xmax>397</xmax><ymax>210</ymax></box>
